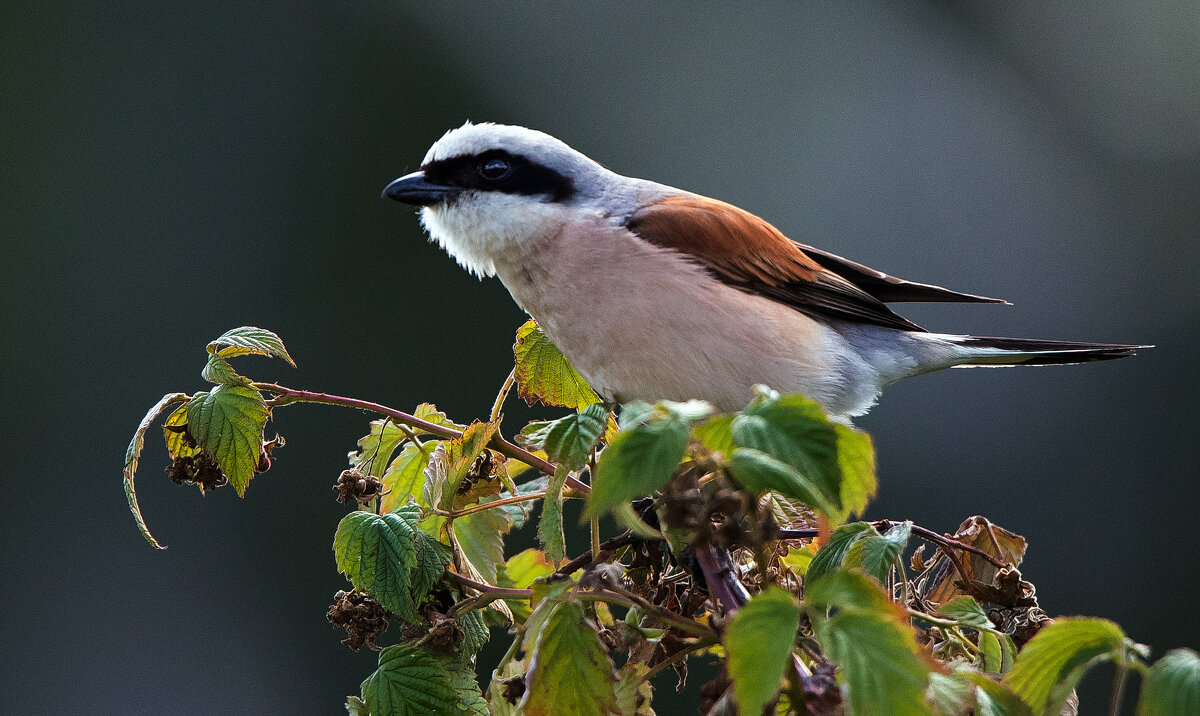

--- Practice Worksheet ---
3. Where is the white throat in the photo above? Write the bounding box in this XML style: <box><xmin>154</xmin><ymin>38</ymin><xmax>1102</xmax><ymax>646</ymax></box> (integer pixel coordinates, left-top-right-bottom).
<box><xmin>420</xmin><ymin>194</ymin><xmax>569</xmax><ymax>278</ymax></box>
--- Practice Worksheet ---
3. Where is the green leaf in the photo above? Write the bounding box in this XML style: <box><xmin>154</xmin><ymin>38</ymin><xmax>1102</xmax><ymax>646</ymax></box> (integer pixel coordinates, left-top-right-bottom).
<box><xmin>1003</xmin><ymin>617</ymin><xmax>1127</xmax><ymax>716</ymax></box>
<box><xmin>124</xmin><ymin>392</ymin><xmax>188</xmax><ymax>549</ymax></box>
<box><xmin>694</xmin><ymin>414</ymin><xmax>736</xmax><ymax>456</ymax></box>
<box><xmin>805</xmin><ymin>522</ymin><xmax>875</xmax><ymax>584</ymax></box>
<box><xmin>727</xmin><ymin>447</ymin><xmax>838</xmax><ymax>518</ymax></box>
<box><xmin>454</xmin><ymin>505</ymin><xmax>511</xmax><ymax>584</ymax></box>
<box><xmin>981</xmin><ymin>631</ymin><xmax>1003</xmax><ymax>673</ymax></box>
<box><xmin>817</xmin><ymin>610</ymin><xmax>933</xmax><ymax>716</ymax></box>
<box><xmin>851</xmin><ymin>520</ymin><xmax>911</xmax><ymax>584</ymax></box>
<box><xmin>438</xmin><ymin>420</ymin><xmax>500</xmax><ymax>510</ymax></box>
<box><xmin>207</xmin><ymin>326</ymin><xmax>296</xmax><ymax>367</ymax></box>
<box><xmin>658</xmin><ymin>399</ymin><xmax>714</xmax><ymax>422</ymax></box>
<box><xmin>413</xmin><ymin>403</ymin><xmax>465</xmax><ymax>433</ymax></box>
<box><xmin>423</xmin><ymin>442</ymin><xmax>448</xmax><ymax>513</ymax></box>
<box><xmin>185</xmin><ymin>385</ymin><xmax>268</xmax><ymax>495</ymax></box>
<box><xmin>543</xmin><ymin>403</ymin><xmax>609</xmax><ymax>470</ymax></box>
<box><xmin>928</xmin><ymin>671</ymin><xmax>1031</xmax><ymax>716</ymax></box>
<box><xmin>333</xmin><ymin>508</ymin><xmax>421</xmax><ymax>622</ymax></box>
<box><xmin>522</xmin><ymin>601</ymin><xmax>619</xmax><ymax>716</ymax></box>
<box><xmin>732</xmin><ymin>393</ymin><xmax>842</xmax><ymax>507</ymax></box>
<box><xmin>804</xmin><ymin>569</ymin><xmax>897</xmax><ymax>615</ymax></box>
<box><xmin>380</xmin><ymin>443</ymin><xmax>435</xmax><ymax>514</ymax></box>
<box><xmin>411</xmin><ymin>529</ymin><xmax>453</xmax><ymax>606</ymax></box>
<box><xmin>1139</xmin><ymin>648</ymin><xmax>1200</xmax><ymax>716</ymax></box>
<box><xmin>200</xmin><ymin>353</ymin><xmax>250</xmax><ymax>386</ymax></box>
<box><xmin>726</xmin><ymin>587</ymin><xmax>801</xmax><ymax>716</ymax></box>
<box><xmin>586</xmin><ymin>413</ymin><xmax>689</xmax><ymax>519</ymax></box>
<box><xmin>834</xmin><ymin>424</ymin><xmax>876</xmax><ymax>522</ymax></box>
<box><xmin>360</xmin><ymin>645</ymin><xmax>461</xmax><ymax>716</ymax></box>
<box><xmin>352</xmin><ymin>419</ymin><xmax>412</xmax><ymax>479</ymax></box>
<box><xmin>162</xmin><ymin>404</ymin><xmax>200</xmax><ymax>459</ymax></box>
<box><xmin>457</xmin><ymin>609</ymin><xmax>491</xmax><ymax>659</ymax></box>
<box><xmin>345</xmin><ymin>695</ymin><xmax>368</xmax><ymax>715</ymax></box>
<box><xmin>513</xmin><ymin>319</ymin><xmax>599</xmax><ymax>409</ymax></box>
<box><xmin>937</xmin><ymin>597</ymin><xmax>994</xmax><ymax>631</ymax></box>
<box><xmin>538</xmin><ymin>465</ymin><xmax>572</xmax><ymax>563</ymax></box>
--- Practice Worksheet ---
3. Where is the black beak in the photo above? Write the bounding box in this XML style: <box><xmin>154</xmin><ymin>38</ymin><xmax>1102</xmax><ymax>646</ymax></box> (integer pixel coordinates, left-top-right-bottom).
<box><xmin>381</xmin><ymin>171</ymin><xmax>458</xmax><ymax>206</ymax></box>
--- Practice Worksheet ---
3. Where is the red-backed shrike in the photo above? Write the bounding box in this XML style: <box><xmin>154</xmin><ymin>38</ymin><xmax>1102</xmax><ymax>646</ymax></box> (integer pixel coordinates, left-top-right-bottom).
<box><xmin>384</xmin><ymin>122</ymin><xmax>1146</xmax><ymax>420</ymax></box>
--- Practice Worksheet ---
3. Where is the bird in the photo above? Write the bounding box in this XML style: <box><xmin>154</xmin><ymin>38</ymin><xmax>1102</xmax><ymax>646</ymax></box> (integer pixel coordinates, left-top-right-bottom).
<box><xmin>383</xmin><ymin>122</ymin><xmax>1147</xmax><ymax>420</ymax></box>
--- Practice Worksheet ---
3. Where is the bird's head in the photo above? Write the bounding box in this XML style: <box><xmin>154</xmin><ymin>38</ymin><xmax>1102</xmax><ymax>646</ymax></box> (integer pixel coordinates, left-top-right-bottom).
<box><xmin>383</xmin><ymin>122</ymin><xmax>625</xmax><ymax>277</ymax></box>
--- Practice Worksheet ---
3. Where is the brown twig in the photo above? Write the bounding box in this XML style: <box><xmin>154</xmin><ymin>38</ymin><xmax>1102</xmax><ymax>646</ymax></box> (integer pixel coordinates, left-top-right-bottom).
<box><xmin>876</xmin><ymin>520</ymin><xmax>1007</xmax><ymax>569</ymax></box>
<box><xmin>553</xmin><ymin>531</ymin><xmax>644</xmax><ymax>576</ymax></box>
<box><xmin>252</xmin><ymin>382</ymin><xmax>590</xmax><ymax>493</ymax></box>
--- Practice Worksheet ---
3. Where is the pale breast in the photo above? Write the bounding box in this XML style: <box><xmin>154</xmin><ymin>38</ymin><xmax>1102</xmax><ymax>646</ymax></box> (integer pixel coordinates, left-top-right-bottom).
<box><xmin>491</xmin><ymin>215</ymin><xmax>878</xmax><ymax>416</ymax></box>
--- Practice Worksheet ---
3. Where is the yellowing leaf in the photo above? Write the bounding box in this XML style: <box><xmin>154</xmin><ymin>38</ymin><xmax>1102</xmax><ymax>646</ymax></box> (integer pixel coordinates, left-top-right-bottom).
<box><xmin>162</xmin><ymin>404</ymin><xmax>200</xmax><ymax>460</ymax></box>
<box><xmin>439</xmin><ymin>420</ymin><xmax>501</xmax><ymax>511</ymax></box>
<box><xmin>124</xmin><ymin>392</ymin><xmax>189</xmax><ymax>549</ymax></box>
<box><xmin>522</xmin><ymin>601</ymin><xmax>619</xmax><ymax>716</ymax></box>
<box><xmin>513</xmin><ymin>320</ymin><xmax>599</xmax><ymax>409</ymax></box>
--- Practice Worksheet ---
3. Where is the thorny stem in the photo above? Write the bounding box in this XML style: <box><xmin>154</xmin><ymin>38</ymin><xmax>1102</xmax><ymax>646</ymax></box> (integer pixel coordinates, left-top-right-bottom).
<box><xmin>490</xmin><ymin>369</ymin><xmax>516</xmax><ymax>423</ymax></box>
<box><xmin>779</xmin><ymin>521</ymin><xmax>1008</xmax><ymax>571</ymax></box>
<box><xmin>253</xmin><ymin>382</ymin><xmax>590</xmax><ymax>494</ymax></box>
<box><xmin>444</xmin><ymin>570</ymin><xmax>532</xmax><ymax>599</ymax></box>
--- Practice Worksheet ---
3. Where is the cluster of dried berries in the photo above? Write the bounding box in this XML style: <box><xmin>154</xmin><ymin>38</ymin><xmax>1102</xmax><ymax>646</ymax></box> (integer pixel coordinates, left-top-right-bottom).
<box><xmin>333</xmin><ymin>468</ymin><xmax>384</xmax><ymax>506</ymax></box>
<box><xmin>327</xmin><ymin>590</ymin><xmax>390</xmax><ymax>651</ymax></box>
<box><xmin>166</xmin><ymin>453</ymin><xmax>227</xmax><ymax>492</ymax></box>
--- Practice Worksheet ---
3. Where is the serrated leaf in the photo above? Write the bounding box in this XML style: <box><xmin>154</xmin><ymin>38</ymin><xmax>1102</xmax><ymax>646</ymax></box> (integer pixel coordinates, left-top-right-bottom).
<box><xmin>1002</xmin><ymin>617</ymin><xmax>1126</xmax><ymax>716</ymax></box>
<box><xmin>454</xmin><ymin>505</ymin><xmax>511</xmax><ymax>584</ymax></box>
<box><xmin>185</xmin><ymin>385</ymin><xmax>268</xmax><ymax>495</ymax></box>
<box><xmin>586</xmin><ymin>414</ymin><xmax>689</xmax><ymax>519</ymax></box>
<box><xmin>439</xmin><ymin>420</ymin><xmax>500</xmax><ymax>511</ymax></box>
<box><xmin>726</xmin><ymin>587</ymin><xmax>801</xmax><ymax>716</ymax></box>
<box><xmin>522</xmin><ymin>601</ymin><xmax>619</xmax><ymax>716</ymax></box>
<box><xmin>457</xmin><ymin>609</ymin><xmax>491</xmax><ymax>658</ymax></box>
<box><xmin>852</xmin><ymin>520</ymin><xmax>911</xmax><ymax>584</ymax></box>
<box><xmin>380</xmin><ymin>443</ymin><xmax>435</xmax><ymax>514</ymax></box>
<box><xmin>412</xmin><ymin>529</ymin><xmax>453</xmax><ymax>606</ymax></box>
<box><xmin>360</xmin><ymin>645</ymin><xmax>461</xmax><ymax>716</ymax></box>
<box><xmin>200</xmin><ymin>353</ymin><xmax>250</xmax><ymax>386</ymax></box>
<box><xmin>1139</xmin><ymin>648</ymin><xmax>1200</xmax><ymax>716</ymax></box>
<box><xmin>207</xmin><ymin>326</ymin><xmax>295</xmax><ymax>367</ymax></box>
<box><xmin>806</xmin><ymin>522</ymin><xmax>875</xmax><ymax>584</ymax></box>
<box><xmin>614</xmin><ymin>662</ymin><xmax>656</xmax><ymax>716</ymax></box>
<box><xmin>538</xmin><ymin>465</ymin><xmax>572</xmax><ymax>563</ymax></box>
<box><xmin>728</xmin><ymin>447</ymin><xmax>838</xmax><ymax>518</ymax></box>
<box><xmin>513</xmin><ymin>319</ymin><xmax>599</xmax><ymax>409</ymax></box>
<box><xmin>334</xmin><ymin>508</ymin><xmax>420</xmax><ymax>622</ymax></box>
<box><xmin>413</xmin><ymin>403</ymin><xmax>466</xmax><ymax>433</ymax></box>
<box><xmin>162</xmin><ymin>404</ymin><xmax>200</xmax><ymax>459</ymax></box>
<box><xmin>817</xmin><ymin>610</ymin><xmax>933</xmax><ymax>716</ymax></box>
<box><xmin>543</xmin><ymin>403</ymin><xmax>608</xmax><ymax>470</ymax></box>
<box><xmin>124</xmin><ymin>392</ymin><xmax>188</xmax><ymax>549</ymax></box>
<box><xmin>937</xmin><ymin>597</ymin><xmax>994</xmax><ymax>631</ymax></box>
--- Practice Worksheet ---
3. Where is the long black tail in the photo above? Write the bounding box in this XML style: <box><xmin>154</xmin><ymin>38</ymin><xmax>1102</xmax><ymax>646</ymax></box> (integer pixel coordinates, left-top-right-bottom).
<box><xmin>951</xmin><ymin>335</ymin><xmax>1151</xmax><ymax>366</ymax></box>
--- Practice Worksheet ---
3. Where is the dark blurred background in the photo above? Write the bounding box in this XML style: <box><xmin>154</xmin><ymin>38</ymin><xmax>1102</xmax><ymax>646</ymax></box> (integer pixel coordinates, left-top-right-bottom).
<box><xmin>3</xmin><ymin>2</ymin><xmax>1197</xmax><ymax>714</ymax></box>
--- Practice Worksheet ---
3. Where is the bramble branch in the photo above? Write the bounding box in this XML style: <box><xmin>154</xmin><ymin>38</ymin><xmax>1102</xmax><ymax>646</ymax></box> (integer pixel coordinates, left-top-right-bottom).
<box><xmin>252</xmin><ymin>382</ymin><xmax>590</xmax><ymax>493</ymax></box>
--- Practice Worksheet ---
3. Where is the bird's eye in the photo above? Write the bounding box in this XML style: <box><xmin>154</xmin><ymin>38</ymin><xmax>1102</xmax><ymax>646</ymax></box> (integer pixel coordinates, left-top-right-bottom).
<box><xmin>478</xmin><ymin>157</ymin><xmax>511</xmax><ymax>180</ymax></box>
